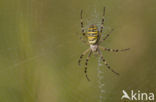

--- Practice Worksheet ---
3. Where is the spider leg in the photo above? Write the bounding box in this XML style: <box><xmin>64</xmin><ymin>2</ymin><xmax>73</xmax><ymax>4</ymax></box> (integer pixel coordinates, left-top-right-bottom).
<box><xmin>78</xmin><ymin>48</ymin><xmax>90</xmax><ymax>66</ymax></box>
<box><xmin>84</xmin><ymin>51</ymin><xmax>92</xmax><ymax>81</ymax></box>
<box><xmin>100</xmin><ymin>7</ymin><xmax>106</xmax><ymax>34</ymax></box>
<box><xmin>98</xmin><ymin>49</ymin><xmax>120</xmax><ymax>75</ymax></box>
<box><xmin>80</xmin><ymin>10</ymin><xmax>86</xmax><ymax>37</ymax></box>
<box><xmin>99</xmin><ymin>29</ymin><xmax>114</xmax><ymax>44</ymax></box>
<box><xmin>99</xmin><ymin>46</ymin><xmax>130</xmax><ymax>52</ymax></box>
<box><xmin>76</xmin><ymin>32</ymin><xmax>88</xmax><ymax>45</ymax></box>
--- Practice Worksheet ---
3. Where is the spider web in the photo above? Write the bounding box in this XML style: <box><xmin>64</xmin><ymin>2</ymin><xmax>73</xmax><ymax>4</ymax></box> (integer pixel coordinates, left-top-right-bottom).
<box><xmin>0</xmin><ymin>0</ymin><xmax>156</xmax><ymax>102</ymax></box>
<box><xmin>0</xmin><ymin>1</ymin><xmax>109</xmax><ymax>101</ymax></box>
<box><xmin>97</xmin><ymin>57</ymin><xmax>106</xmax><ymax>102</ymax></box>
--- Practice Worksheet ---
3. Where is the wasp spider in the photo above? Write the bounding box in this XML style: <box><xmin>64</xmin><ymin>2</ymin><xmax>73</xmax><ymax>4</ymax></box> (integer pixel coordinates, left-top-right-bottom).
<box><xmin>78</xmin><ymin>7</ymin><xmax>130</xmax><ymax>81</ymax></box>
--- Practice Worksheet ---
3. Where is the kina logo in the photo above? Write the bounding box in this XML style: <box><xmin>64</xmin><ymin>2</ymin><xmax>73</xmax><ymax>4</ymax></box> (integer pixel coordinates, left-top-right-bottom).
<box><xmin>121</xmin><ymin>90</ymin><xmax>155</xmax><ymax>101</ymax></box>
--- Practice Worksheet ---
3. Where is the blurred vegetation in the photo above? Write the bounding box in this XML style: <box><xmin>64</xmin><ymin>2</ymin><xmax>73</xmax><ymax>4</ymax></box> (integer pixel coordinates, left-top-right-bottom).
<box><xmin>0</xmin><ymin>0</ymin><xmax>156</xmax><ymax>102</ymax></box>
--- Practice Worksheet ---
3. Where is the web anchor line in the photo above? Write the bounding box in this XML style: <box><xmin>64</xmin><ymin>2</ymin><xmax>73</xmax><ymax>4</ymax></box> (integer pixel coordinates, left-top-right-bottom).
<box><xmin>97</xmin><ymin>57</ymin><xmax>106</xmax><ymax>102</ymax></box>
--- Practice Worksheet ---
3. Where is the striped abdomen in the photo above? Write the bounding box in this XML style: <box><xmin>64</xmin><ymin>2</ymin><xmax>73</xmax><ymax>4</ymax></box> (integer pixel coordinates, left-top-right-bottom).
<box><xmin>87</xmin><ymin>24</ymin><xmax>99</xmax><ymax>44</ymax></box>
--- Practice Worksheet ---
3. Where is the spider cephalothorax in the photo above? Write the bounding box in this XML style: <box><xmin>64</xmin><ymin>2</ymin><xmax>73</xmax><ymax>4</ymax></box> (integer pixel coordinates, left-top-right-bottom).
<box><xmin>78</xmin><ymin>7</ymin><xmax>130</xmax><ymax>81</ymax></box>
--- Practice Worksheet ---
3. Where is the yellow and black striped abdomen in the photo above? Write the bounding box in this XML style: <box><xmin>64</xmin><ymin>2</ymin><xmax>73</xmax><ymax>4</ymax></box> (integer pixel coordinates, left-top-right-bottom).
<box><xmin>87</xmin><ymin>25</ymin><xmax>99</xmax><ymax>44</ymax></box>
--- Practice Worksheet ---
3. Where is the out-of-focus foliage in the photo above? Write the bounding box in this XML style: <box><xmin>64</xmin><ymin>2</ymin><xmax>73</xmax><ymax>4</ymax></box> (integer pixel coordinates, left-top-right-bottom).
<box><xmin>0</xmin><ymin>0</ymin><xmax>156</xmax><ymax>102</ymax></box>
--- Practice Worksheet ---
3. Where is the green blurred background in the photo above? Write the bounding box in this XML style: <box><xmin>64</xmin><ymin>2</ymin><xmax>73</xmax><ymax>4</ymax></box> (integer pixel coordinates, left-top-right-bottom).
<box><xmin>0</xmin><ymin>0</ymin><xmax>156</xmax><ymax>102</ymax></box>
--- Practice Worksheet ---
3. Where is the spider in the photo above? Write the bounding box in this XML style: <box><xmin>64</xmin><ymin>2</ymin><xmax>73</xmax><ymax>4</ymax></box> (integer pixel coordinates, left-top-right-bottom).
<box><xmin>78</xmin><ymin>7</ymin><xmax>130</xmax><ymax>81</ymax></box>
